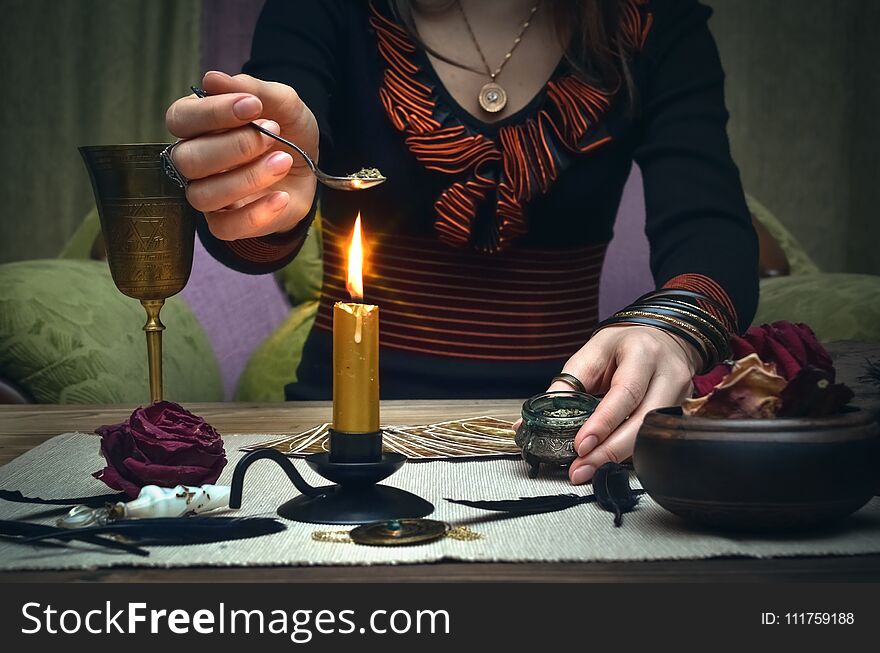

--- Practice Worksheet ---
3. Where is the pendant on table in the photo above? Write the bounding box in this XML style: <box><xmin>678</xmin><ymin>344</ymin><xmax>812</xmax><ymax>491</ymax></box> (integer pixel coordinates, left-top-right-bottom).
<box><xmin>351</xmin><ymin>518</ymin><xmax>448</xmax><ymax>546</ymax></box>
<box><xmin>479</xmin><ymin>82</ymin><xmax>507</xmax><ymax>113</ymax></box>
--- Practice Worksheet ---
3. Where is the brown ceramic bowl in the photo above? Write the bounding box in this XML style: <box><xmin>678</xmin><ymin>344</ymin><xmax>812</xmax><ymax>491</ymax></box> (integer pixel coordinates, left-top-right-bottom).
<box><xmin>633</xmin><ymin>407</ymin><xmax>880</xmax><ymax>531</ymax></box>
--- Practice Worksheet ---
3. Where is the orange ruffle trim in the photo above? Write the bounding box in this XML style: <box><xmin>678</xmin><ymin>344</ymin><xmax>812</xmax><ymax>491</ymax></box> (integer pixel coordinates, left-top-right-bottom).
<box><xmin>369</xmin><ymin>0</ymin><xmax>652</xmax><ymax>252</ymax></box>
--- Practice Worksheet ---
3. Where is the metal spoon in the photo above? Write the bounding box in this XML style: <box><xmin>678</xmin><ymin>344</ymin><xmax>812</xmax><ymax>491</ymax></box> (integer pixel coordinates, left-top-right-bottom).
<box><xmin>190</xmin><ymin>86</ymin><xmax>386</xmax><ymax>191</ymax></box>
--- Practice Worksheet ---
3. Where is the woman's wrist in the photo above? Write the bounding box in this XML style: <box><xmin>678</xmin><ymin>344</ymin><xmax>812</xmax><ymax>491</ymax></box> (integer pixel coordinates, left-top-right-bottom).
<box><xmin>658</xmin><ymin>329</ymin><xmax>704</xmax><ymax>373</ymax></box>
<box><xmin>595</xmin><ymin>288</ymin><xmax>734</xmax><ymax>373</ymax></box>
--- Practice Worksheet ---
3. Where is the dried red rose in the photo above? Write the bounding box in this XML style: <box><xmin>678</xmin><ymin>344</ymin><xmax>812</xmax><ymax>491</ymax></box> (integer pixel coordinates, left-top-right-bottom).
<box><xmin>683</xmin><ymin>354</ymin><xmax>787</xmax><ymax>418</ymax></box>
<box><xmin>693</xmin><ymin>321</ymin><xmax>834</xmax><ymax>397</ymax></box>
<box><xmin>684</xmin><ymin>354</ymin><xmax>854</xmax><ymax>419</ymax></box>
<box><xmin>93</xmin><ymin>401</ymin><xmax>227</xmax><ymax>498</ymax></box>
<box><xmin>778</xmin><ymin>367</ymin><xmax>854</xmax><ymax>418</ymax></box>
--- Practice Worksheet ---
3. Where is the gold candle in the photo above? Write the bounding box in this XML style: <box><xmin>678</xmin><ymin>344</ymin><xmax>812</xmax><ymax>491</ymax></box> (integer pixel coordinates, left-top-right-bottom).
<box><xmin>332</xmin><ymin>214</ymin><xmax>380</xmax><ymax>433</ymax></box>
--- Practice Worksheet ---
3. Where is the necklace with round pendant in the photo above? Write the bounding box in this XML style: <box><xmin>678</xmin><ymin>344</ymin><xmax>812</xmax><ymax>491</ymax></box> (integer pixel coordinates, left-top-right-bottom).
<box><xmin>478</xmin><ymin>82</ymin><xmax>508</xmax><ymax>113</ymax></box>
<box><xmin>456</xmin><ymin>0</ymin><xmax>540</xmax><ymax>115</ymax></box>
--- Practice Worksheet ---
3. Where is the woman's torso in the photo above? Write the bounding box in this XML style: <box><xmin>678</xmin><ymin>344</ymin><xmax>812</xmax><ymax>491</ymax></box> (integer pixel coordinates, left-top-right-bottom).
<box><xmin>280</xmin><ymin>0</ymin><xmax>652</xmax><ymax>399</ymax></box>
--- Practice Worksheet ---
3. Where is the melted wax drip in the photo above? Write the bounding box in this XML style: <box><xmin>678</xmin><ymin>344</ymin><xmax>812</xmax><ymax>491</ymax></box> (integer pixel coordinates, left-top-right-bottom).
<box><xmin>354</xmin><ymin>311</ymin><xmax>363</xmax><ymax>344</ymax></box>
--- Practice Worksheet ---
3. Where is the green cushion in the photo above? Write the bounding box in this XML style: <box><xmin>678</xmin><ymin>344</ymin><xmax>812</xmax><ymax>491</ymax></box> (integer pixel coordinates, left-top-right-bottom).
<box><xmin>275</xmin><ymin>215</ymin><xmax>324</xmax><ymax>305</ymax></box>
<box><xmin>58</xmin><ymin>208</ymin><xmax>101</xmax><ymax>260</ymax></box>
<box><xmin>243</xmin><ymin>208</ymin><xmax>323</xmax><ymax>403</ymax></box>
<box><xmin>746</xmin><ymin>194</ymin><xmax>820</xmax><ymax>275</ymax></box>
<box><xmin>0</xmin><ymin>259</ymin><xmax>222</xmax><ymax>404</ymax></box>
<box><xmin>235</xmin><ymin>300</ymin><xmax>318</xmax><ymax>402</ymax></box>
<box><xmin>755</xmin><ymin>273</ymin><xmax>880</xmax><ymax>342</ymax></box>
<box><xmin>245</xmin><ymin>204</ymin><xmax>324</xmax><ymax>403</ymax></box>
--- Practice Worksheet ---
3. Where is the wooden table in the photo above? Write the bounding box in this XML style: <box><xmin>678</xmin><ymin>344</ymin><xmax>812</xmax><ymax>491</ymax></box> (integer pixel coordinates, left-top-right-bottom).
<box><xmin>2</xmin><ymin>342</ymin><xmax>879</xmax><ymax>582</ymax></box>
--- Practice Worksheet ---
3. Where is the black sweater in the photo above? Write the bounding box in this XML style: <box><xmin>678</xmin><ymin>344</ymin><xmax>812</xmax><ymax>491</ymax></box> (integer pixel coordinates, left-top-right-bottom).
<box><xmin>198</xmin><ymin>0</ymin><xmax>759</xmax><ymax>400</ymax></box>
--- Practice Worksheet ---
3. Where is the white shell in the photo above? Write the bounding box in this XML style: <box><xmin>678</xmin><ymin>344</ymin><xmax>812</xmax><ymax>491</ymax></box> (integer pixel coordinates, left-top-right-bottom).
<box><xmin>121</xmin><ymin>484</ymin><xmax>232</xmax><ymax>519</ymax></box>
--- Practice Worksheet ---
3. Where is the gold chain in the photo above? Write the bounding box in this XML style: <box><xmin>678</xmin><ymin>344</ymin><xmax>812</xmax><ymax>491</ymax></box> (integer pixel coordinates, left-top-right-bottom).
<box><xmin>446</xmin><ymin>526</ymin><xmax>483</xmax><ymax>541</ymax></box>
<box><xmin>311</xmin><ymin>526</ymin><xmax>482</xmax><ymax>544</ymax></box>
<box><xmin>455</xmin><ymin>0</ymin><xmax>540</xmax><ymax>81</ymax></box>
<box><xmin>311</xmin><ymin>530</ymin><xmax>353</xmax><ymax>544</ymax></box>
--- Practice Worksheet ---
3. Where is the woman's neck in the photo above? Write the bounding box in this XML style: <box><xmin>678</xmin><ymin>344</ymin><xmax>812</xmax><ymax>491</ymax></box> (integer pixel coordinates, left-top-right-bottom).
<box><xmin>411</xmin><ymin>0</ymin><xmax>566</xmax><ymax>123</ymax></box>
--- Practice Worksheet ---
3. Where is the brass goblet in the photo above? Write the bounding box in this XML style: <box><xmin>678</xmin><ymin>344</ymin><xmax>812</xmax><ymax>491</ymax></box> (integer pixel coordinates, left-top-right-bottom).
<box><xmin>80</xmin><ymin>144</ymin><xmax>198</xmax><ymax>404</ymax></box>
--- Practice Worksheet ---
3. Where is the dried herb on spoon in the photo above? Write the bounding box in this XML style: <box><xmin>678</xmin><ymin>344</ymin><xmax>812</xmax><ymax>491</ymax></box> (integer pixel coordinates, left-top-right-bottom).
<box><xmin>350</xmin><ymin>167</ymin><xmax>383</xmax><ymax>179</ymax></box>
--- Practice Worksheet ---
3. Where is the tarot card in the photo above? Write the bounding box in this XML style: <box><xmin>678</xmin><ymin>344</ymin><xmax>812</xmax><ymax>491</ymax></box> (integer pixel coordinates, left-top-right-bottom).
<box><xmin>241</xmin><ymin>423</ymin><xmax>331</xmax><ymax>456</ymax></box>
<box><xmin>387</xmin><ymin>416</ymin><xmax>518</xmax><ymax>459</ymax></box>
<box><xmin>242</xmin><ymin>416</ymin><xmax>518</xmax><ymax>460</ymax></box>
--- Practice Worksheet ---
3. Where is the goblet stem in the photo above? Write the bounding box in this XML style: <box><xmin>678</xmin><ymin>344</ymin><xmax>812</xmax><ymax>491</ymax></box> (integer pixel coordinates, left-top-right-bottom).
<box><xmin>141</xmin><ymin>299</ymin><xmax>165</xmax><ymax>404</ymax></box>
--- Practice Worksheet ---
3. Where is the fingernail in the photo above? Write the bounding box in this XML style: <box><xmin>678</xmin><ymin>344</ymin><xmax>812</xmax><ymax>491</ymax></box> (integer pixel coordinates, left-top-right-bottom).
<box><xmin>577</xmin><ymin>435</ymin><xmax>598</xmax><ymax>457</ymax></box>
<box><xmin>266</xmin><ymin>152</ymin><xmax>293</xmax><ymax>174</ymax></box>
<box><xmin>255</xmin><ymin>119</ymin><xmax>280</xmax><ymax>134</ymax></box>
<box><xmin>205</xmin><ymin>70</ymin><xmax>231</xmax><ymax>79</ymax></box>
<box><xmin>233</xmin><ymin>96</ymin><xmax>261</xmax><ymax>120</ymax></box>
<box><xmin>268</xmin><ymin>191</ymin><xmax>289</xmax><ymax>210</ymax></box>
<box><xmin>571</xmin><ymin>465</ymin><xmax>596</xmax><ymax>485</ymax></box>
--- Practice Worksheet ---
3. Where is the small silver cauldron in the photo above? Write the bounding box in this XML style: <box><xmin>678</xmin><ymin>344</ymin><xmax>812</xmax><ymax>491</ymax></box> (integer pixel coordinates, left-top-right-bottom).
<box><xmin>515</xmin><ymin>391</ymin><xmax>600</xmax><ymax>478</ymax></box>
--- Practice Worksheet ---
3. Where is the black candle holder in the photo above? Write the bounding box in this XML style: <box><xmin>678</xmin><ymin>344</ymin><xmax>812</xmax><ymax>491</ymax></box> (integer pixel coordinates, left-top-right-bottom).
<box><xmin>229</xmin><ymin>430</ymin><xmax>434</xmax><ymax>525</ymax></box>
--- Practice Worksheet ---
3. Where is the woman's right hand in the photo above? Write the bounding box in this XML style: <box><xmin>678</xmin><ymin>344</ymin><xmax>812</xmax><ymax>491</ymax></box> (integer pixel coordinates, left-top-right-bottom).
<box><xmin>165</xmin><ymin>70</ymin><xmax>319</xmax><ymax>241</ymax></box>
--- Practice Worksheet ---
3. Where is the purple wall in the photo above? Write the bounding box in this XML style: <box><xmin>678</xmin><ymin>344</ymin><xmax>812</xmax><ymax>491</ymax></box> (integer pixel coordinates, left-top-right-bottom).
<box><xmin>201</xmin><ymin>0</ymin><xmax>262</xmax><ymax>74</ymax></box>
<box><xmin>187</xmin><ymin>1</ymin><xmax>287</xmax><ymax>400</ymax></box>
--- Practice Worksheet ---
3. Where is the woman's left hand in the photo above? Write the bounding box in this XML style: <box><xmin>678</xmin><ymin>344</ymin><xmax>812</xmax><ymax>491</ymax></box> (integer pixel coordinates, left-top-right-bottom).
<box><xmin>545</xmin><ymin>325</ymin><xmax>702</xmax><ymax>485</ymax></box>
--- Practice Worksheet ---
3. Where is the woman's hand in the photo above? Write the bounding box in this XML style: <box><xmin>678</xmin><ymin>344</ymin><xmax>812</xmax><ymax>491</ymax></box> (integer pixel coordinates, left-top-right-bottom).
<box><xmin>553</xmin><ymin>325</ymin><xmax>701</xmax><ymax>485</ymax></box>
<box><xmin>164</xmin><ymin>70</ymin><xmax>319</xmax><ymax>241</ymax></box>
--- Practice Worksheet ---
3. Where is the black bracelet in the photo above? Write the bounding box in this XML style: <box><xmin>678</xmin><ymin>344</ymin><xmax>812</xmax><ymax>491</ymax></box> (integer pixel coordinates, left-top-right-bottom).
<box><xmin>612</xmin><ymin>311</ymin><xmax>717</xmax><ymax>364</ymax></box>
<box><xmin>597</xmin><ymin>287</ymin><xmax>737</xmax><ymax>372</ymax></box>
<box><xmin>635</xmin><ymin>288</ymin><xmax>735</xmax><ymax>330</ymax></box>
<box><xmin>635</xmin><ymin>288</ymin><xmax>730</xmax><ymax>314</ymax></box>
<box><xmin>635</xmin><ymin>302</ymin><xmax>731</xmax><ymax>359</ymax></box>
<box><xmin>641</xmin><ymin>296</ymin><xmax>731</xmax><ymax>325</ymax></box>
<box><xmin>597</xmin><ymin>314</ymin><xmax>715</xmax><ymax>372</ymax></box>
<box><xmin>639</xmin><ymin>297</ymin><xmax>732</xmax><ymax>357</ymax></box>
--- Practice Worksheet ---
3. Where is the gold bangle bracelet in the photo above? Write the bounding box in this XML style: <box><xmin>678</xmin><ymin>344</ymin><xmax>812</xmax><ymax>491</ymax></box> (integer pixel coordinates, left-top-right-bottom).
<box><xmin>642</xmin><ymin>297</ymin><xmax>731</xmax><ymax>334</ymax></box>
<box><xmin>636</xmin><ymin>302</ymin><xmax>730</xmax><ymax>350</ymax></box>
<box><xmin>613</xmin><ymin>310</ymin><xmax>717</xmax><ymax>362</ymax></box>
<box><xmin>635</xmin><ymin>301</ymin><xmax>732</xmax><ymax>359</ymax></box>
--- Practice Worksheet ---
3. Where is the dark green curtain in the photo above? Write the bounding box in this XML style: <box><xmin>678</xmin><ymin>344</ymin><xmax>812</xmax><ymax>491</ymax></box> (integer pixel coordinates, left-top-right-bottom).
<box><xmin>710</xmin><ymin>0</ymin><xmax>880</xmax><ymax>274</ymax></box>
<box><xmin>0</xmin><ymin>0</ymin><xmax>200</xmax><ymax>263</ymax></box>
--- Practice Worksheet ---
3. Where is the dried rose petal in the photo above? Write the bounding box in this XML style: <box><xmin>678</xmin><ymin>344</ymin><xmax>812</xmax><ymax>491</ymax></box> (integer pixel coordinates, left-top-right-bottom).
<box><xmin>93</xmin><ymin>401</ymin><xmax>227</xmax><ymax>498</ymax></box>
<box><xmin>683</xmin><ymin>354</ymin><xmax>787</xmax><ymax>418</ymax></box>
<box><xmin>778</xmin><ymin>367</ymin><xmax>854</xmax><ymax>418</ymax></box>
<box><xmin>693</xmin><ymin>321</ymin><xmax>833</xmax><ymax>397</ymax></box>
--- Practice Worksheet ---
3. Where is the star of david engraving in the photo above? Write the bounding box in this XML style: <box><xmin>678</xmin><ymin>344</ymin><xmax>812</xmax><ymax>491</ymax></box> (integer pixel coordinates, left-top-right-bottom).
<box><xmin>126</xmin><ymin>218</ymin><xmax>167</xmax><ymax>253</ymax></box>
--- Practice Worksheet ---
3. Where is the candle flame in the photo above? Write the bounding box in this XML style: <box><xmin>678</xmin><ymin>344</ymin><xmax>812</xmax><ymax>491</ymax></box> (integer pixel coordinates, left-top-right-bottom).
<box><xmin>346</xmin><ymin>213</ymin><xmax>364</xmax><ymax>301</ymax></box>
